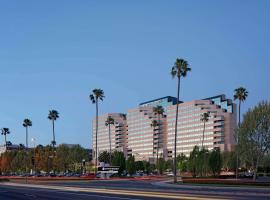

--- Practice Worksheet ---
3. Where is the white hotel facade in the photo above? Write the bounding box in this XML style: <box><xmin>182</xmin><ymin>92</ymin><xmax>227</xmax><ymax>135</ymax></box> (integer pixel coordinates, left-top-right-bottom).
<box><xmin>92</xmin><ymin>95</ymin><xmax>237</xmax><ymax>162</ymax></box>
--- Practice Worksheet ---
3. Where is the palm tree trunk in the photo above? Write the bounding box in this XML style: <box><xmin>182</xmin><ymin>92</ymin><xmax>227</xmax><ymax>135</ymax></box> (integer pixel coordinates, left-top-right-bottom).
<box><xmin>52</xmin><ymin>120</ymin><xmax>55</xmax><ymax>147</ymax></box>
<box><xmin>157</xmin><ymin>115</ymin><xmax>160</xmax><ymax>172</ymax></box>
<box><xmin>26</xmin><ymin>127</ymin><xmax>28</xmax><ymax>149</ymax></box>
<box><xmin>238</xmin><ymin>101</ymin><xmax>241</xmax><ymax>127</ymax></box>
<box><xmin>25</xmin><ymin>126</ymin><xmax>28</xmax><ymax>183</ymax></box>
<box><xmin>174</xmin><ymin>77</ymin><xmax>181</xmax><ymax>183</ymax></box>
<box><xmin>202</xmin><ymin>121</ymin><xmax>206</xmax><ymax>177</ymax></box>
<box><xmin>236</xmin><ymin>101</ymin><xmax>241</xmax><ymax>179</ymax></box>
<box><xmin>202</xmin><ymin>122</ymin><xmax>205</xmax><ymax>149</ymax></box>
<box><xmin>95</xmin><ymin>99</ymin><xmax>98</xmax><ymax>174</ymax></box>
<box><xmin>109</xmin><ymin>124</ymin><xmax>112</xmax><ymax>166</ymax></box>
<box><xmin>4</xmin><ymin>134</ymin><xmax>7</xmax><ymax>147</ymax></box>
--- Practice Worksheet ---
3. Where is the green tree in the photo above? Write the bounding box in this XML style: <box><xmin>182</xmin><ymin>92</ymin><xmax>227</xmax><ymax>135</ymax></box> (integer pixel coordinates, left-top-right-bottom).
<box><xmin>177</xmin><ymin>153</ymin><xmax>188</xmax><ymax>175</ymax></box>
<box><xmin>165</xmin><ymin>159</ymin><xmax>173</xmax><ymax>173</ymax></box>
<box><xmin>157</xmin><ymin>158</ymin><xmax>166</xmax><ymax>175</ymax></box>
<box><xmin>98</xmin><ymin>150</ymin><xmax>110</xmax><ymax>164</ymax></box>
<box><xmin>143</xmin><ymin>161</ymin><xmax>151</xmax><ymax>175</ymax></box>
<box><xmin>10</xmin><ymin>151</ymin><xmax>25</xmax><ymax>173</ymax></box>
<box><xmin>105</xmin><ymin>116</ymin><xmax>114</xmax><ymax>166</ymax></box>
<box><xmin>234</xmin><ymin>86</ymin><xmax>248</xmax><ymax>178</ymax></box>
<box><xmin>112</xmin><ymin>151</ymin><xmax>126</xmax><ymax>175</ymax></box>
<box><xmin>238</xmin><ymin>101</ymin><xmax>270</xmax><ymax>180</ymax></box>
<box><xmin>55</xmin><ymin>144</ymin><xmax>70</xmax><ymax>172</ymax></box>
<box><xmin>263</xmin><ymin>154</ymin><xmax>270</xmax><ymax>174</ymax></box>
<box><xmin>135</xmin><ymin>161</ymin><xmax>144</xmax><ymax>171</ymax></box>
<box><xmin>126</xmin><ymin>156</ymin><xmax>136</xmax><ymax>175</ymax></box>
<box><xmin>1</xmin><ymin>128</ymin><xmax>10</xmax><ymax>146</ymax></box>
<box><xmin>171</xmin><ymin>58</ymin><xmax>191</xmax><ymax>183</ymax></box>
<box><xmin>188</xmin><ymin>146</ymin><xmax>200</xmax><ymax>177</ymax></box>
<box><xmin>48</xmin><ymin>110</ymin><xmax>59</xmax><ymax>147</ymax></box>
<box><xmin>209</xmin><ymin>148</ymin><xmax>222</xmax><ymax>177</ymax></box>
<box><xmin>90</xmin><ymin>88</ymin><xmax>105</xmax><ymax>174</ymax></box>
<box><xmin>222</xmin><ymin>151</ymin><xmax>236</xmax><ymax>171</ymax></box>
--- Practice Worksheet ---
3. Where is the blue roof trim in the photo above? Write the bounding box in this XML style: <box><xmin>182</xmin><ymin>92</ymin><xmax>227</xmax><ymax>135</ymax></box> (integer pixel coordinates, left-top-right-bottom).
<box><xmin>139</xmin><ymin>96</ymin><xmax>178</xmax><ymax>105</ymax></box>
<box><xmin>202</xmin><ymin>94</ymin><xmax>225</xmax><ymax>100</ymax></box>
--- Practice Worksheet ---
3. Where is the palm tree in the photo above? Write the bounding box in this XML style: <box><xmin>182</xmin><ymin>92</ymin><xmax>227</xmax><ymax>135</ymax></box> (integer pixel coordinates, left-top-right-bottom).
<box><xmin>90</xmin><ymin>88</ymin><xmax>105</xmax><ymax>174</ymax></box>
<box><xmin>200</xmin><ymin>112</ymin><xmax>210</xmax><ymax>149</ymax></box>
<box><xmin>48</xmin><ymin>110</ymin><xmax>59</xmax><ymax>147</ymax></box>
<box><xmin>23</xmin><ymin>119</ymin><xmax>32</xmax><ymax>149</ymax></box>
<box><xmin>171</xmin><ymin>58</ymin><xmax>191</xmax><ymax>183</ymax></box>
<box><xmin>234</xmin><ymin>87</ymin><xmax>248</xmax><ymax>127</ymax></box>
<box><xmin>151</xmin><ymin>119</ymin><xmax>159</xmax><ymax>164</ymax></box>
<box><xmin>105</xmin><ymin>116</ymin><xmax>114</xmax><ymax>166</ymax></box>
<box><xmin>1</xmin><ymin>128</ymin><xmax>10</xmax><ymax>147</ymax></box>
<box><xmin>153</xmin><ymin>106</ymin><xmax>165</xmax><ymax>164</ymax></box>
<box><xmin>234</xmin><ymin>87</ymin><xmax>248</xmax><ymax>178</ymax></box>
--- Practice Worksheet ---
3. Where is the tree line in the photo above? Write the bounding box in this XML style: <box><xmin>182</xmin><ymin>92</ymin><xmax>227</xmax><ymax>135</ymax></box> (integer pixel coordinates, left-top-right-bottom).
<box><xmin>0</xmin><ymin>144</ymin><xmax>90</xmax><ymax>174</ymax></box>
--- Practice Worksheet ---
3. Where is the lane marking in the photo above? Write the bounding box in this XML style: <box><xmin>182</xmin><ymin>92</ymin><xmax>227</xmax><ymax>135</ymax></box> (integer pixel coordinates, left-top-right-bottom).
<box><xmin>41</xmin><ymin>190</ymin><xmax>143</xmax><ymax>200</ymax></box>
<box><xmin>1</xmin><ymin>186</ymin><xmax>143</xmax><ymax>200</ymax></box>
<box><xmin>1</xmin><ymin>183</ymin><xmax>232</xmax><ymax>200</ymax></box>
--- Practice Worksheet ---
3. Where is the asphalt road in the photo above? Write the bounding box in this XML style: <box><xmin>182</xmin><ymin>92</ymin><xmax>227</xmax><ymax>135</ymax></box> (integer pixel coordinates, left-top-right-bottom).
<box><xmin>0</xmin><ymin>180</ymin><xmax>269</xmax><ymax>200</ymax></box>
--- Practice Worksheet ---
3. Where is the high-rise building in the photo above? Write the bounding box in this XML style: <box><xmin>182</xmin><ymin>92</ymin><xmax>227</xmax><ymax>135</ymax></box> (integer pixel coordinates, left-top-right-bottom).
<box><xmin>92</xmin><ymin>94</ymin><xmax>237</xmax><ymax>162</ymax></box>
<box><xmin>127</xmin><ymin>106</ymin><xmax>167</xmax><ymax>162</ymax></box>
<box><xmin>166</xmin><ymin>95</ymin><xmax>236</xmax><ymax>157</ymax></box>
<box><xmin>92</xmin><ymin>113</ymin><xmax>127</xmax><ymax>162</ymax></box>
<box><xmin>139</xmin><ymin>96</ymin><xmax>178</xmax><ymax>113</ymax></box>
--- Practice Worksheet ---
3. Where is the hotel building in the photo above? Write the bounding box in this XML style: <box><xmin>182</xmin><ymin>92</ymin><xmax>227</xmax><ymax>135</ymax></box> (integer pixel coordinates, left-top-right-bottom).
<box><xmin>126</xmin><ymin>97</ymin><xmax>177</xmax><ymax>161</ymax></box>
<box><xmin>92</xmin><ymin>94</ymin><xmax>237</xmax><ymax>162</ymax></box>
<box><xmin>92</xmin><ymin>113</ymin><xmax>127</xmax><ymax>162</ymax></box>
<box><xmin>166</xmin><ymin>95</ymin><xmax>237</xmax><ymax>157</ymax></box>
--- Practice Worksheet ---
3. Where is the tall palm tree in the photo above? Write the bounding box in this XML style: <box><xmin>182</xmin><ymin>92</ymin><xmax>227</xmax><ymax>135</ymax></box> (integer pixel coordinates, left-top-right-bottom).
<box><xmin>90</xmin><ymin>88</ymin><xmax>105</xmax><ymax>174</ymax></box>
<box><xmin>171</xmin><ymin>58</ymin><xmax>191</xmax><ymax>183</ymax></box>
<box><xmin>234</xmin><ymin>86</ymin><xmax>248</xmax><ymax>178</ymax></box>
<box><xmin>153</xmin><ymin>106</ymin><xmax>165</xmax><ymax>164</ymax></box>
<box><xmin>151</xmin><ymin>120</ymin><xmax>159</xmax><ymax>167</ymax></box>
<box><xmin>23</xmin><ymin>119</ymin><xmax>32</xmax><ymax>149</ymax></box>
<box><xmin>23</xmin><ymin>119</ymin><xmax>32</xmax><ymax>182</ymax></box>
<box><xmin>200</xmin><ymin>112</ymin><xmax>210</xmax><ymax>149</ymax></box>
<box><xmin>1</xmin><ymin>128</ymin><xmax>10</xmax><ymax>147</ymax></box>
<box><xmin>48</xmin><ymin>110</ymin><xmax>59</xmax><ymax>147</ymax></box>
<box><xmin>105</xmin><ymin>116</ymin><xmax>114</xmax><ymax>166</ymax></box>
<box><xmin>234</xmin><ymin>87</ymin><xmax>248</xmax><ymax>127</ymax></box>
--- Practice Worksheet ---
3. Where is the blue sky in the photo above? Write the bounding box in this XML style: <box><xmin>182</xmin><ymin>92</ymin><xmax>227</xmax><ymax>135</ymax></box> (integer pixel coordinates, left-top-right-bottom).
<box><xmin>0</xmin><ymin>0</ymin><xmax>269</xmax><ymax>148</ymax></box>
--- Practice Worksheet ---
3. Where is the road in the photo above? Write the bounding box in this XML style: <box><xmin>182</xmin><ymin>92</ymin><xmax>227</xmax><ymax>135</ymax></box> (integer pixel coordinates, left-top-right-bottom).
<box><xmin>0</xmin><ymin>179</ymin><xmax>269</xmax><ymax>200</ymax></box>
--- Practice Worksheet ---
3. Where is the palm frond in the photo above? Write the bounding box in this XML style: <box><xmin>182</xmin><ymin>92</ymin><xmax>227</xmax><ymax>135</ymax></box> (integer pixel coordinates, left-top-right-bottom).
<box><xmin>234</xmin><ymin>87</ymin><xmax>248</xmax><ymax>102</ymax></box>
<box><xmin>171</xmin><ymin>67</ymin><xmax>177</xmax><ymax>78</ymax></box>
<box><xmin>105</xmin><ymin>116</ymin><xmax>115</xmax><ymax>126</ymax></box>
<box><xmin>23</xmin><ymin>119</ymin><xmax>32</xmax><ymax>127</ymax></box>
<box><xmin>48</xmin><ymin>110</ymin><xmax>59</xmax><ymax>121</ymax></box>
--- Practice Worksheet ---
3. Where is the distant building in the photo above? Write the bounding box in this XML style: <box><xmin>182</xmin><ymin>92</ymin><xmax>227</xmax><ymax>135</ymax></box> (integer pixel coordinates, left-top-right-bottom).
<box><xmin>0</xmin><ymin>143</ymin><xmax>23</xmax><ymax>154</ymax></box>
